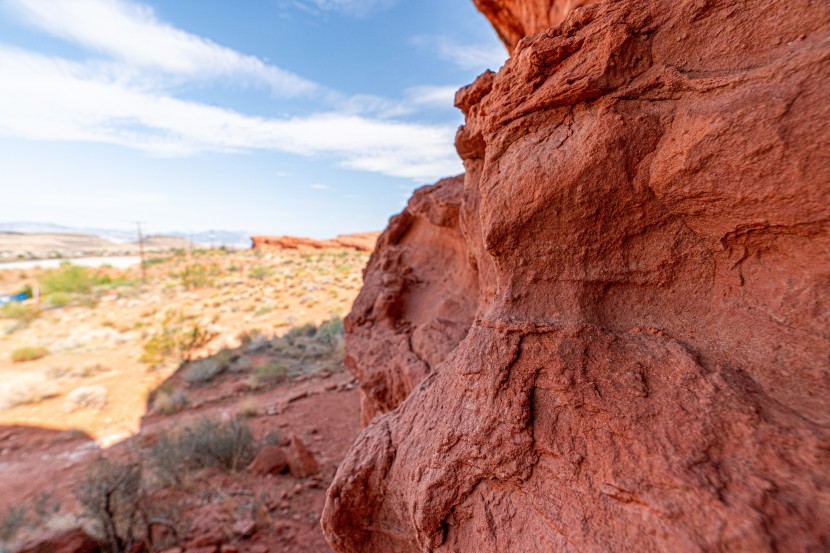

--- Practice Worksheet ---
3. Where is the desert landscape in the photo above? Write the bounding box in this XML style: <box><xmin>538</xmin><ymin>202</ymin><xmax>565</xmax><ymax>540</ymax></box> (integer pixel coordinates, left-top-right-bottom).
<box><xmin>0</xmin><ymin>242</ymin><xmax>371</xmax><ymax>552</ymax></box>
<box><xmin>1</xmin><ymin>0</ymin><xmax>828</xmax><ymax>552</ymax></box>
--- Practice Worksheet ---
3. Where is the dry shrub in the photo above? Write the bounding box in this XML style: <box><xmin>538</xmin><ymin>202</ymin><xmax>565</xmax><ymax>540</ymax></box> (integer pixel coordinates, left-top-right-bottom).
<box><xmin>147</xmin><ymin>418</ymin><xmax>256</xmax><ymax>486</ymax></box>
<box><xmin>151</xmin><ymin>388</ymin><xmax>188</xmax><ymax>416</ymax></box>
<box><xmin>76</xmin><ymin>459</ymin><xmax>143</xmax><ymax>553</ymax></box>
<box><xmin>255</xmin><ymin>360</ymin><xmax>287</xmax><ymax>384</ymax></box>
<box><xmin>183</xmin><ymin>348</ymin><xmax>235</xmax><ymax>384</ymax></box>
<box><xmin>63</xmin><ymin>385</ymin><xmax>108</xmax><ymax>413</ymax></box>
<box><xmin>0</xmin><ymin>374</ymin><xmax>58</xmax><ymax>410</ymax></box>
<box><xmin>140</xmin><ymin>311</ymin><xmax>217</xmax><ymax>367</ymax></box>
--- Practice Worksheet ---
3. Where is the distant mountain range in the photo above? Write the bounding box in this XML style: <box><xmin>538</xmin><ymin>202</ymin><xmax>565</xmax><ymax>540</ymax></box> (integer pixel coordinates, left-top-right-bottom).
<box><xmin>0</xmin><ymin>222</ymin><xmax>252</xmax><ymax>249</ymax></box>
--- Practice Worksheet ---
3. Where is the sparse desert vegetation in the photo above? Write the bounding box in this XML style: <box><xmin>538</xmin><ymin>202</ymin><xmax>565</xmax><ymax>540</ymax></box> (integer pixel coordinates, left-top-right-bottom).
<box><xmin>0</xmin><ymin>247</ymin><xmax>368</xmax><ymax>441</ymax></box>
<box><xmin>10</xmin><ymin>345</ymin><xmax>48</xmax><ymax>363</ymax></box>
<box><xmin>0</xmin><ymin>246</ymin><xmax>366</xmax><ymax>552</ymax></box>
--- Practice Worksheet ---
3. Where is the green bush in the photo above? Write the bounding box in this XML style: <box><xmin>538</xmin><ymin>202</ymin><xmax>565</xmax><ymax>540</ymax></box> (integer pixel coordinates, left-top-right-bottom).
<box><xmin>249</xmin><ymin>266</ymin><xmax>271</xmax><ymax>280</ymax></box>
<box><xmin>11</xmin><ymin>345</ymin><xmax>48</xmax><ymax>363</ymax></box>
<box><xmin>0</xmin><ymin>302</ymin><xmax>40</xmax><ymax>323</ymax></box>
<box><xmin>255</xmin><ymin>360</ymin><xmax>287</xmax><ymax>384</ymax></box>
<box><xmin>284</xmin><ymin>323</ymin><xmax>316</xmax><ymax>344</ymax></box>
<box><xmin>140</xmin><ymin>314</ymin><xmax>217</xmax><ymax>367</ymax></box>
<box><xmin>39</xmin><ymin>263</ymin><xmax>107</xmax><ymax>295</ymax></box>
<box><xmin>183</xmin><ymin>350</ymin><xmax>234</xmax><ymax>384</ymax></box>
<box><xmin>47</xmin><ymin>291</ymin><xmax>73</xmax><ymax>307</ymax></box>
<box><xmin>176</xmin><ymin>263</ymin><xmax>220</xmax><ymax>289</ymax></box>
<box><xmin>144</xmin><ymin>257</ymin><xmax>167</xmax><ymax>267</ymax></box>
<box><xmin>36</xmin><ymin>263</ymin><xmax>115</xmax><ymax>307</ymax></box>
<box><xmin>315</xmin><ymin>316</ymin><xmax>344</xmax><ymax>347</ymax></box>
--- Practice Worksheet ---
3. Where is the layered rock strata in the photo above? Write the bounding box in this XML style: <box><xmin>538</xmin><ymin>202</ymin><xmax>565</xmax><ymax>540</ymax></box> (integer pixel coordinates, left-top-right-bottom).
<box><xmin>323</xmin><ymin>0</ymin><xmax>830</xmax><ymax>551</ymax></box>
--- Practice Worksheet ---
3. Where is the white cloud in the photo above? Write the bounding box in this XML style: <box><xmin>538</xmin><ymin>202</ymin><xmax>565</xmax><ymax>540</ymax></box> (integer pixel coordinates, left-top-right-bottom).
<box><xmin>310</xmin><ymin>183</ymin><xmax>330</xmax><ymax>189</ymax></box>
<box><xmin>0</xmin><ymin>47</ymin><xmax>461</xmax><ymax>182</ymax></box>
<box><xmin>290</xmin><ymin>0</ymin><xmax>396</xmax><ymax>17</ymax></box>
<box><xmin>0</xmin><ymin>0</ymin><xmax>465</xmax><ymax>184</ymax></box>
<box><xmin>416</xmin><ymin>36</ymin><xmax>507</xmax><ymax>71</ymax></box>
<box><xmin>3</xmin><ymin>0</ymin><xmax>318</xmax><ymax>96</ymax></box>
<box><xmin>406</xmin><ymin>85</ymin><xmax>459</xmax><ymax>109</ymax></box>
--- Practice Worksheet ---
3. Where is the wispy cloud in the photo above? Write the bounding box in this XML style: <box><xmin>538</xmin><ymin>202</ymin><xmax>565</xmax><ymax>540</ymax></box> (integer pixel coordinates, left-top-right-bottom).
<box><xmin>288</xmin><ymin>0</ymin><xmax>397</xmax><ymax>18</ymax></box>
<box><xmin>309</xmin><ymin>183</ymin><xmax>330</xmax><ymax>190</ymax></box>
<box><xmin>0</xmin><ymin>47</ymin><xmax>461</xmax><ymax>181</ymax></box>
<box><xmin>3</xmin><ymin>0</ymin><xmax>318</xmax><ymax>96</ymax></box>
<box><xmin>406</xmin><ymin>85</ymin><xmax>459</xmax><ymax>109</ymax></box>
<box><xmin>414</xmin><ymin>35</ymin><xmax>507</xmax><ymax>71</ymax></box>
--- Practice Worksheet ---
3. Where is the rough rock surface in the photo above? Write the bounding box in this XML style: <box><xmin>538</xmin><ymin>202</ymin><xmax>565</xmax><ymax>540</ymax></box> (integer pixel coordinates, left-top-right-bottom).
<box><xmin>323</xmin><ymin>0</ymin><xmax>830</xmax><ymax>551</ymax></box>
<box><xmin>473</xmin><ymin>0</ymin><xmax>600</xmax><ymax>50</ymax></box>
<box><xmin>284</xmin><ymin>434</ymin><xmax>320</xmax><ymax>478</ymax></box>
<box><xmin>343</xmin><ymin>175</ymin><xmax>490</xmax><ymax>425</ymax></box>
<box><xmin>250</xmin><ymin>232</ymin><xmax>379</xmax><ymax>252</ymax></box>
<box><xmin>247</xmin><ymin>445</ymin><xmax>289</xmax><ymax>476</ymax></box>
<box><xmin>13</xmin><ymin>528</ymin><xmax>99</xmax><ymax>553</ymax></box>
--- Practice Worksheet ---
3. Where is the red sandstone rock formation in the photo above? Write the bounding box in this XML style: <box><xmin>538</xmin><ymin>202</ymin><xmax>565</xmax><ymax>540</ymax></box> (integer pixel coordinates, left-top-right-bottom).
<box><xmin>250</xmin><ymin>232</ymin><xmax>379</xmax><ymax>252</ymax></box>
<box><xmin>473</xmin><ymin>0</ymin><xmax>600</xmax><ymax>50</ymax></box>
<box><xmin>322</xmin><ymin>0</ymin><xmax>830</xmax><ymax>551</ymax></box>
<box><xmin>343</xmin><ymin>175</ymin><xmax>490</xmax><ymax>425</ymax></box>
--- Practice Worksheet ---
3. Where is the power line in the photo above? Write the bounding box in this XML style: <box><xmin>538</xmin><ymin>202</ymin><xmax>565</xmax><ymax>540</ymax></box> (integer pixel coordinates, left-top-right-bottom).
<box><xmin>134</xmin><ymin>221</ymin><xmax>147</xmax><ymax>283</ymax></box>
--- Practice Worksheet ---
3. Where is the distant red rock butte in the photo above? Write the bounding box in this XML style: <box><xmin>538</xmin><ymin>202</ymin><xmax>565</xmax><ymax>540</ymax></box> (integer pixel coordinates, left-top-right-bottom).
<box><xmin>250</xmin><ymin>232</ymin><xmax>379</xmax><ymax>252</ymax></box>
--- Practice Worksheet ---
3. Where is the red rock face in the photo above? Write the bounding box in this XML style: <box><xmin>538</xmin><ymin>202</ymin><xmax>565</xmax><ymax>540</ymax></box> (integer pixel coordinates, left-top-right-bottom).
<box><xmin>343</xmin><ymin>175</ymin><xmax>490</xmax><ymax>425</ymax></box>
<box><xmin>323</xmin><ymin>0</ymin><xmax>830</xmax><ymax>551</ymax></box>
<box><xmin>473</xmin><ymin>0</ymin><xmax>600</xmax><ymax>50</ymax></box>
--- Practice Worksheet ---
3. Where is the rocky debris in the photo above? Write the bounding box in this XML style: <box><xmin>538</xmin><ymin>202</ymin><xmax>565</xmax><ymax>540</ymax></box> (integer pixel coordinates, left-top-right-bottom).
<box><xmin>473</xmin><ymin>0</ymin><xmax>600</xmax><ymax>50</ymax></box>
<box><xmin>183</xmin><ymin>505</ymin><xmax>226</xmax><ymax>549</ymax></box>
<box><xmin>323</xmin><ymin>0</ymin><xmax>830</xmax><ymax>551</ymax></box>
<box><xmin>248</xmin><ymin>445</ymin><xmax>289</xmax><ymax>476</ymax></box>
<box><xmin>12</xmin><ymin>528</ymin><xmax>99</xmax><ymax>553</ymax></box>
<box><xmin>250</xmin><ymin>232</ymin><xmax>380</xmax><ymax>252</ymax></box>
<box><xmin>285</xmin><ymin>434</ymin><xmax>319</xmax><ymax>478</ymax></box>
<box><xmin>230</xmin><ymin>518</ymin><xmax>256</xmax><ymax>538</ymax></box>
<box><xmin>247</xmin><ymin>435</ymin><xmax>319</xmax><ymax>479</ymax></box>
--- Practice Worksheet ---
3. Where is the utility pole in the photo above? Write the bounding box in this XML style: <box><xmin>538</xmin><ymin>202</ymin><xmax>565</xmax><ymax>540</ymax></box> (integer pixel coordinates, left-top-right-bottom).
<box><xmin>134</xmin><ymin>221</ymin><xmax>147</xmax><ymax>283</ymax></box>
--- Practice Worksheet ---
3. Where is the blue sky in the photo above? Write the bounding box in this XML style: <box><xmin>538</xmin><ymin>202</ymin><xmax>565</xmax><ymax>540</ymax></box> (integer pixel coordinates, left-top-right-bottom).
<box><xmin>0</xmin><ymin>0</ymin><xmax>506</xmax><ymax>238</ymax></box>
